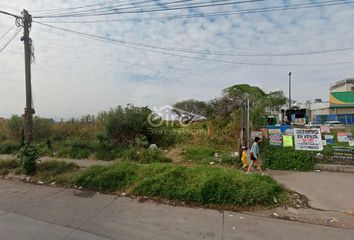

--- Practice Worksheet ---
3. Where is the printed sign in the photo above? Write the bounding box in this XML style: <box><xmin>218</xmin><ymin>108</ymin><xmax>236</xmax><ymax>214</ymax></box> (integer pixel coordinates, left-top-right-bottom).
<box><xmin>268</xmin><ymin>129</ymin><xmax>282</xmax><ymax>146</ymax></box>
<box><xmin>320</xmin><ymin>126</ymin><xmax>331</xmax><ymax>134</ymax></box>
<box><xmin>324</xmin><ymin>135</ymin><xmax>335</xmax><ymax>145</ymax></box>
<box><xmin>333</xmin><ymin>147</ymin><xmax>354</xmax><ymax>161</ymax></box>
<box><xmin>294</xmin><ymin>128</ymin><xmax>323</xmax><ymax>151</ymax></box>
<box><xmin>337</xmin><ymin>132</ymin><xmax>352</xmax><ymax>142</ymax></box>
<box><xmin>283</xmin><ymin>135</ymin><xmax>293</xmax><ymax>147</ymax></box>
<box><xmin>284</xmin><ymin>128</ymin><xmax>294</xmax><ymax>136</ymax></box>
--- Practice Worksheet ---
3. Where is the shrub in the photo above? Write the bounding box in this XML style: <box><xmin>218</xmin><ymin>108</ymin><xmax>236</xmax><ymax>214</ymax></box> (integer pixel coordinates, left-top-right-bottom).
<box><xmin>17</xmin><ymin>144</ymin><xmax>39</xmax><ymax>175</ymax></box>
<box><xmin>0</xmin><ymin>141</ymin><xmax>21</xmax><ymax>154</ymax></box>
<box><xmin>182</xmin><ymin>145</ymin><xmax>215</xmax><ymax>163</ymax></box>
<box><xmin>261</xmin><ymin>144</ymin><xmax>315</xmax><ymax>171</ymax></box>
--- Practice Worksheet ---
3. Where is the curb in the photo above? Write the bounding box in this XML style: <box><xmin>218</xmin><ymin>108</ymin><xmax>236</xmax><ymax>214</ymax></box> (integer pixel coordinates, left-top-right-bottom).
<box><xmin>315</xmin><ymin>164</ymin><xmax>354</xmax><ymax>173</ymax></box>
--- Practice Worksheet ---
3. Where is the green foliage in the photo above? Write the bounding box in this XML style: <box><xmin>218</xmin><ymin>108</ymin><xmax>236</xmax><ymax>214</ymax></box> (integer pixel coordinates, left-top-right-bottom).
<box><xmin>5</xmin><ymin>115</ymin><xmax>24</xmax><ymax>142</ymax></box>
<box><xmin>76</xmin><ymin>162</ymin><xmax>138</xmax><ymax>192</ymax></box>
<box><xmin>261</xmin><ymin>143</ymin><xmax>315</xmax><ymax>171</ymax></box>
<box><xmin>121</xmin><ymin>148</ymin><xmax>172</xmax><ymax>163</ymax></box>
<box><xmin>33</xmin><ymin>117</ymin><xmax>55</xmax><ymax>141</ymax></box>
<box><xmin>73</xmin><ymin>162</ymin><xmax>283</xmax><ymax>206</ymax></box>
<box><xmin>0</xmin><ymin>159</ymin><xmax>20</xmax><ymax>175</ymax></box>
<box><xmin>17</xmin><ymin>144</ymin><xmax>39</xmax><ymax>175</ymax></box>
<box><xmin>182</xmin><ymin>145</ymin><xmax>239</xmax><ymax>166</ymax></box>
<box><xmin>37</xmin><ymin>161</ymin><xmax>79</xmax><ymax>180</ymax></box>
<box><xmin>0</xmin><ymin>141</ymin><xmax>21</xmax><ymax>154</ymax></box>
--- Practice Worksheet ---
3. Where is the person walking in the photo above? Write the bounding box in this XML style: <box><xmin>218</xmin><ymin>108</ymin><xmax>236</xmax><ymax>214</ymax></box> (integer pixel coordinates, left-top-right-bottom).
<box><xmin>247</xmin><ymin>137</ymin><xmax>263</xmax><ymax>174</ymax></box>
<box><xmin>241</xmin><ymin>146</ymin><xmax>248</xmax><ymax>171</ymax></box>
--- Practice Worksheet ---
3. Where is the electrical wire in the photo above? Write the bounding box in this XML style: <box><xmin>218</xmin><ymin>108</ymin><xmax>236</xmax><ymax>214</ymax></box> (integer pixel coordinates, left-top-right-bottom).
<box><xmin>0</xmin><ymin>28</ymin><xmax>21</xmax><ymax>54</ymax></box>
<box><xmin>33</xmin><ymin>21</ymin><xmax>354</xmax><ymax>67</ymax></box>
<box><xmin>0</xmin><ymin>24</ymin><xmax>15</xmax><ymax>42</ymax></box>
<box><xmin>33</xmin><ymin>0</ymin><xmax>269</xmax><ymax>18</ymax></box>
<box><xmin>35</xmin><ymin>0</ymin><xmax>353</xmax><ymax>22</ymax></box>
<box><xmin>0</xmin><ymin>9</ymin><xmax>21</xmax><ymax>18</ymax></box>
<box><xmin>35</xmin><ymin>0</ymin><xmax>251</xmax><ymax>18</ymax></box>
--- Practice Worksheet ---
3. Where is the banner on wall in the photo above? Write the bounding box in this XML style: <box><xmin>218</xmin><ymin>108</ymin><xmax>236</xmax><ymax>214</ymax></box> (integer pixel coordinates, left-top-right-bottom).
<box><xmin>283</xmin><ymin>135</ymin><xmax>293</xmax><ymax>147</ymax></box>
<box><xmin>324</xmin><ymin>135</ymin><xmax>335</xmax><ymax>145</ymax></box>
<box><xmin>294</xmin><ymin>128</ymin><xmax>323</xmax><ymax>151</ymax></box>
<box><xmin>333</xmin><ymin>147</ymin><xmax>354</xmax><ymax>160</ymax></box>
<box><xmin>268</xmin><ymin>129</ymin><xmax>282</xmax><ymax>146</ymax></box>
<box><xmin>337</xmin><ymin>132</ymin><xmax>352</xmax><ymax>142</ymax></box>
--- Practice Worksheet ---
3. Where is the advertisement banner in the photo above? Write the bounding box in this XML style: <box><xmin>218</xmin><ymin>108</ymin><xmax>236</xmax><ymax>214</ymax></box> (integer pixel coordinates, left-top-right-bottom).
<box><xmin>268</xmin><ymin>129</ymin><xmax>282</xmax><ymax>146</ymax></box>
<box><xmin>283</xmin><ymin>135</ymin><xmax>293</xmax><ymax>147</ymax></box>
<box><xmin>337</xmin><ymin>132</ymin><xmax>352</xmax><ymax>142</ymax></box>
<box><xmin>324</xmin><ymin>135</ymin><xmax>335</xmax><ymax>145</ymax></box>
<box><xmin>294</xmin><ymin>128</ymin><xmax>323</xmax><ymax>151</ymax></box>
<box><xmin>333</xmin><ymin>147</ymin><xmax>354</xmax><ymax>160</ymax></box>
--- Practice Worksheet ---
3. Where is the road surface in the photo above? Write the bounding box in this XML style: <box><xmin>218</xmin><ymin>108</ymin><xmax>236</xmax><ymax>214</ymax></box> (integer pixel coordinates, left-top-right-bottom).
<box><xmin>0</xmin><ymin>179</ymin><xmax>353</xmax><ymax>240</ymax></box>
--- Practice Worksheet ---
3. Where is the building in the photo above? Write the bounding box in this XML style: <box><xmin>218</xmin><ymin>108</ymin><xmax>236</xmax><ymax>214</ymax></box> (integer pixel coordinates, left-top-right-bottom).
<box><xmin>300</xmin><ymin>78</ymin><xmax>354</xmax><ymax>124</ymax></box>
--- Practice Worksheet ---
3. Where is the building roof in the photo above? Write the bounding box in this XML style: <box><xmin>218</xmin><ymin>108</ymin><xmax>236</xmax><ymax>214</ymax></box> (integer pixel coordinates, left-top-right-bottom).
<box><xmin>330</xmin><ymin>78</ymin><xmax>354</xmax><ymax>90</ymax></box>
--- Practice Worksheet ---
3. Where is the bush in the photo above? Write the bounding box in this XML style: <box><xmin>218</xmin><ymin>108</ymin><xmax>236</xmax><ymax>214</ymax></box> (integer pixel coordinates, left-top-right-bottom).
<box><xmin>261</xmin><ymin>144</ymin><xmax>315</xmax><ymax>171</ymax></box>
<box><xmin>182</xmin><ymin>145</ymin><xmax>215</xmax><ymax>163</ymax></box>
<box><xmin>73</xmin><ymin>162</ymin><xmax>283</xmax><ymax>206</ymax></box>
<box><xmin>17</xmin><ymin>144</ymin><xmax>39</xmax><ymax>176</ymax></box>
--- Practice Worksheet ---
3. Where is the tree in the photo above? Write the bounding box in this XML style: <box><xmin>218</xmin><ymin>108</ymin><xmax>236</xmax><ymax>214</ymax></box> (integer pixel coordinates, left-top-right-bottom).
<box><xmin>173</xmin><ymin>99</ymin><xmax>208</xmax><ymax>123</ymax></box>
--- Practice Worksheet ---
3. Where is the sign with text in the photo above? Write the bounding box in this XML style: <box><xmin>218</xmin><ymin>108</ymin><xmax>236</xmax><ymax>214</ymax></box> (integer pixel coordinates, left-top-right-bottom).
<box><xmin>294</xmin><ymin>128</ymin><xmax>323</xmax><ymax>151</ymax></box>
<box><xmin>283</xmin><ymin>135</ymin><xmax>293</xmax><ymax>147</ymax></box>
<box><xmin>337</xmin><ymin>132</ymin><xmax>352</xmax><ymax>143</ymax></box>
<box><xmin>324</xmin><ymin>135</ymin><xmax>335</xmax><ymax>145</ymax></box>
<box><xmin>268</xmin><ymin>129</ymin><xmax>282</xmax><ymax>146</ymax></box>
<box><xmin>333</xmin><ymin>147</ymin><xmax>353</xmax><ymax>161</ymax></box>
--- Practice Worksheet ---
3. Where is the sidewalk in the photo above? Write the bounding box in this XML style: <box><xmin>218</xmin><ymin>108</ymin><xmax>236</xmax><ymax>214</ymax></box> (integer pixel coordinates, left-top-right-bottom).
<box><xmin>0</xmin><ymin>154</ymin><xmax>114</xmax><ymax>168</ymax></box>
<box><xmin>1</xmin><ymin>179</ymin><xmax>354</xmax><ymax>240</ymax></box>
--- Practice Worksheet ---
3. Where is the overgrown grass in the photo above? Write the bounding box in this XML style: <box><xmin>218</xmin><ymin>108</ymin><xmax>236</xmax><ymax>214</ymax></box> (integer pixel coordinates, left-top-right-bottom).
<box><xmin>36</xmin><ymin>161</ymin><xmax>80</xmax><ymax>180</ymax></box>
<box><xmin>121</xmin><ymin>148</ymin><xmax>172</xmax><ymax>163</ymax></box>
<box><xmin>0</xmin><ymin>159</ymin><xmax>20</xmax><ymax>175</ymax></box>
<box><xmin>74</xmin><ymin>162</ymin><xmax>283</xmax><ymax>206</ymax></box>
<box><xmin>182</xmin><ymin>145</ymin><xmax>240</xmax><ymax>166</ymax></box>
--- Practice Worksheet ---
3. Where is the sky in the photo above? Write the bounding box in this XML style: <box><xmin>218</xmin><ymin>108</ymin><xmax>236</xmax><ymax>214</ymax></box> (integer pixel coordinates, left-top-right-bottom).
<box><xmin>0</xmin><ymin>0</ymin><xmax>354</xmax><ymax>118</ymax></box>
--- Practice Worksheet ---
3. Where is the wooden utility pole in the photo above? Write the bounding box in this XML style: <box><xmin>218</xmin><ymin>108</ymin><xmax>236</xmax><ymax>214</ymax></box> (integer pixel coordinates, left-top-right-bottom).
<box><xmin>21</xmin><ymin>9</ymin><xmax>34</xmax><ymax>143</ymax></box>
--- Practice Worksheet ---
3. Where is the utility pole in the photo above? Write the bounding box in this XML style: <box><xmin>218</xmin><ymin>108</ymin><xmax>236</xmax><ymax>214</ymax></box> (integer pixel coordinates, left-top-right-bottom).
<box><xmin>21</xmin><ymin>9</ymin><xmax>34</xmax><ymax>143</ymax></box>
<box><xmin>246</xmin><ymin>98</ymin><xmax>250</xmax><ymax>148</ymax></box>
<box><xmin>288</xmin><ymin>72</ymin><xmax>292</xmax><ymax>124</ymax></box>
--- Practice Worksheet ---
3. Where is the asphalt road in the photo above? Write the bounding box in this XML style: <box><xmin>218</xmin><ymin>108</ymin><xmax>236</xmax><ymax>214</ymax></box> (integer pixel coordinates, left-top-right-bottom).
<box><xmin>0</xmin><ymin>179</ymin><xmax>353</xmax><ymax>240</ymax></box>
<box><xmin>269</xmin><ymin>171</ymin><xmax>354</xmax><ymax>212</ymax></box>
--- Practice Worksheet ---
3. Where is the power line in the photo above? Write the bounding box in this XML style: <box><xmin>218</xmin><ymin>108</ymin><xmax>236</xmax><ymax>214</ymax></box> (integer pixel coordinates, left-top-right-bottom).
<box><xmin>35</xmin><ymin>0</ymin><xmax>353</xmax><ymax>22</ymax></box>
<box><xmin>34</xmin><ymin>21</ymin><xmax>354</xmax><ymax>67</ymax></box>
<box><xmin>0</xmin><ymin>9</ymin><xmax>21</xmax><ymax>18</ymax></box>
<box><xmin>0</xmin><ymin>28</ymin><xmax>21</xmax><ymax>54</ymax></box>
<box><xmin>0</xmin><ymin>24</ymin><xmax>15</xmax><ymax>42</ymax></box>
<box><xmin>33</xmin><ymin>0</ymin><xmax>269</xmax><ymax>18</ymax></box>
<box><xmin>33</xmin><ymin>21</ymin><xmax>354</xmax><ymax>57</ymax></box>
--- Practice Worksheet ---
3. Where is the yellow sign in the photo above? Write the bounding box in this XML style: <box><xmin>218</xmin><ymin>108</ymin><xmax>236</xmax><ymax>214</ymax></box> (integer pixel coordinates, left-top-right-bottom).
<box><xmin>283</xmin><ymin>135</ymin><xmax>293</xmax><ymax>147</ymax></box>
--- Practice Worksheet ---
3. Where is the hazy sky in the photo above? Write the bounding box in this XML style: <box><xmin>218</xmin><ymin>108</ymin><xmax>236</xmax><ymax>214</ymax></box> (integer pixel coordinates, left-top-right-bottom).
<box><xmin>1</xmin><ymin>0</ymin><xmax>354</xmax><ymax>118</ymax></box>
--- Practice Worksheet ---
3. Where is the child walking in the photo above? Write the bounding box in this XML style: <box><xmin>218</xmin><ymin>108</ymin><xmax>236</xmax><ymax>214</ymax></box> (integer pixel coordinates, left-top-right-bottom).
<box><xmin>241</xmin><ymin>146</ymin><xmax>248</xmax><ymax>171</ymax></box>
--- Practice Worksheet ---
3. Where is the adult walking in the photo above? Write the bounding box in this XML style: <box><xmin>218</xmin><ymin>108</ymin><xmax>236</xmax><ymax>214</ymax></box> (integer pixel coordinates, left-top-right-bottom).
<box><xmin>247</xmin><ymin>137</ymin><xmax>263</xmax><ymax>174</ymax></box>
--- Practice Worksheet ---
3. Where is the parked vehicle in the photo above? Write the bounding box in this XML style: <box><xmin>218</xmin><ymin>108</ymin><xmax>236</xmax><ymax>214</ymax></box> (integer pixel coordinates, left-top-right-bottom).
<box><xmin>324</xmin><ymin>121</ymin><xmax>345</xmax><ymax>129</ymax></box>
<box><xmin>305</xmin><ymin>122</ymin><xmax>322</xmax><ymax>128</ymax></box>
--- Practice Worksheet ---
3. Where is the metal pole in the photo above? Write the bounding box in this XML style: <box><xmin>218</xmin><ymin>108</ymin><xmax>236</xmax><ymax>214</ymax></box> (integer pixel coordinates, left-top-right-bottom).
<box><xmin>288</xmin><ymin>72</ymin><xmax>292</xmax><ymax>124</ymax></box>
<box><xmin>247</xmin><ymin>98</ymin><xmax>250</xmax><ymax>148</ymax></box>
<box><xmin>21</xmin><ymin>9</ymin><xmax>34</xmax><ymax>143</ymax></box>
